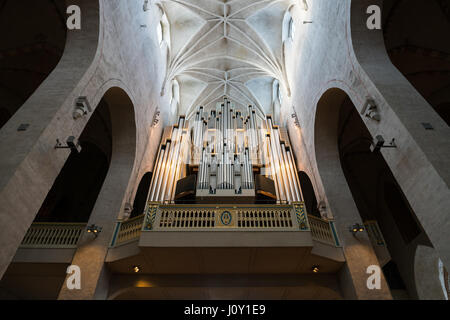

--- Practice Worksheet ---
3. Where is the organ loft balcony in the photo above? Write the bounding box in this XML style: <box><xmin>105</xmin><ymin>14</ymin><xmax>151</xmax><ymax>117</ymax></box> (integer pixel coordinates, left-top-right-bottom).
<box><xmin>104</xmin><ymin>202</ymin><xmax>345</xmax><ymax>275</ymax></box>
<box><xmin>14</xmin><ymin>99</ymin><xmax>348</xmax><ymax>280</ymax></box>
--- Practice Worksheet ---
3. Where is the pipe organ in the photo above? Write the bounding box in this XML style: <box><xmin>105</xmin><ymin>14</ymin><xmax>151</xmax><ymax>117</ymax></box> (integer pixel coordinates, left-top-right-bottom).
<box><xmin>146</xmin><ymin>98</ymin><xmax>304</xmax><ymax>204</ymax></box>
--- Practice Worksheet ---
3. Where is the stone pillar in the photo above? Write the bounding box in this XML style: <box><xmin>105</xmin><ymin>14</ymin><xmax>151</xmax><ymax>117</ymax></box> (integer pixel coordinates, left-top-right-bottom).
<box><xmin>58</xmin><ymin>87</ymin><xmax>136</xmax><ymax>299</ymax></box>
<box><xmin>350</xmin><ymin>0</ymin><xmax>450</xmax><ymax>271</ymax></box>
<box><xmin>314</xmin><ymin>88</ymin><xmax>392</xmax><ymax>300</ymax></box>
<box><xmin>0</xmin><ymin>0</ymin><xmax>100</xmax><ymax>279</ymax></box>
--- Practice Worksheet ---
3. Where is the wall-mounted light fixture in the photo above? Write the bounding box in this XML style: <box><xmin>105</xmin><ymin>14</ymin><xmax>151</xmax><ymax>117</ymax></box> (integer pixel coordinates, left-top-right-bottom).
<box><xmin>349</xmin><ymin>223</ymin><xmax>365</xmax><ymax>235</ymax></box>
<box><xmin>361</xmin><ymin>99</ymin><xmax>381</xmax><ymax>122</ymax></box>
<box><xmin>132</xmin><ymin>266</ymin><xmax>141</xmax><ymax>273</ymax></box>
<box><xmin>73</xmin><ymin>97</ymin><xmax>91</xmax><ymax>120</ymax></box>
<box><xmin>86</xmin><ymin>224</ymin><xmax>103</xmax><ymax>238</ymax></box>
<box><xmin>370</xmin><ymin>135</ymin><xmax>396</xmax><ymax>153</ymax></box>
<box><xmin>312</xmin><ymin>265</ymin><xmax>320</xmax><ymax>273</ymax></box>
<box><xmin>152</xmin><ymin>109</ymin><xmax>161</xmax><ymax>127</ymax></box>
<box><xmin>55</xmin><ymin>136</ymin><xmax>82</xmax><ymax>153</ymax></box>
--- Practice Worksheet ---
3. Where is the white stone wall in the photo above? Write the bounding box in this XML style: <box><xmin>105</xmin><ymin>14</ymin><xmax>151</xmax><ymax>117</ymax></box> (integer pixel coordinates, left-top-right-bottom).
<box><xmin>0</xmin><ymin>0</ymin><xmax>169</xmax><ymax>278</ymax></box>
<box><xmin>283</xmin><ymin>0</ymin><xmax>450</xmax><ymax>272</ymax></box>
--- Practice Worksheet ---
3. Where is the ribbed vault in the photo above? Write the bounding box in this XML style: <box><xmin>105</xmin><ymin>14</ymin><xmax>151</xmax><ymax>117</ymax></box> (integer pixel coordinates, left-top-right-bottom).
<box><xmin>159</xmin><ymin>0</ymin><xmax>295</xmax><ymax>119</ymax></box>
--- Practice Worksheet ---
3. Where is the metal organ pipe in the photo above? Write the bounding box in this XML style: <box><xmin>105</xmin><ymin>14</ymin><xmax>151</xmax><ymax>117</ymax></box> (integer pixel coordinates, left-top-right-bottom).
<box><xmin>148</xmin><ymin>145</ymin><xmax>164</xmax><ymax>201</ymax></box>
<box><xmin>286</xmin><ymin>148</ymin><xmax>301</xmax><ymax>201</ymax></box>
<box><xmin>278</xmin><ymin>142</ymin><xmax>292</xmax><ymax>202</ymax></box>
<box><xmin>154</xmin><ymin>140</ymin><xmax>171</xmax><ymax>201</ymax></box>
<box><xmin>160</xmin><ymin>117</ymin><xmax>184</xmax><ymax>201</ymax></box>
<box><xmin>146</xmin><ymin>99</ymin><xmax>305</xmax><ymax>204</ymax></box>
<box><xmin>265</xmin><ymin>134</ymin><xmax>280</xmax><ymax>200</ymax></box>
<box><xmin>166</xmin><ymin>119</ymin><xmax>185</xmax><ymax>201</ymax></box>
<box><xmin>267</xmin><ymin>120</ymin><xmax>286</xmax><ymax>202</ymax></box>
<box><xmin>158</xmin><ymin>127</ymin><xmax>176</xmax><ymax>201</ymax></box>
<box><xmin>280</xmin><ymin>143</ymin><xmax>294</xmax><ymax>202</ymax></box>
<box><xmin>170</xmin><ymin>129</ymin><xmax>190</xmax><ymax>200</ymax></box>
<box><xmin>272</xmin><ymin>126</ymin><xmax>291</xmax><ymax>202</ymax></box>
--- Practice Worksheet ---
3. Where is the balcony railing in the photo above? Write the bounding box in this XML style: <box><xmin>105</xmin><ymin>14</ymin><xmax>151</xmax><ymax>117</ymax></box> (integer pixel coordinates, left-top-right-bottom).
<box><xmin>20</xmin><ymin>223</ymin><xmax>86</xmax><ymax>248</ymax></box>
<box><xmin>308</xmin><ymin>215</ymin><xmax>341</xmax><ymax>246</ymax></box>
<box><xmin>110</xmin><ymin>214</ymin><xmax>145</xmax><ymax>247</ymax></box>
<box><xmin>151</xmin><ymin>204</ymin><xmax>298</xmax><ymax>231</ymax></box>
<box><xmin>19</xmin><ymin>204</ymin><xmax>342</xmax><ymax>250</ymax></box>
<box><xmin>109</xmin><ymin>202</ymin><xmax>341</xmax><ymax>247</ymax></box>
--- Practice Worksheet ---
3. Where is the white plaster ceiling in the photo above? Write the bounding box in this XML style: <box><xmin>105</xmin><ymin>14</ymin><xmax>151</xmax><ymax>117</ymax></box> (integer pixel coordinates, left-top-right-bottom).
<box><xmin>159</xmin><ymin>0</ymin><xmax>295</xmax><ymax>119</ymax></box>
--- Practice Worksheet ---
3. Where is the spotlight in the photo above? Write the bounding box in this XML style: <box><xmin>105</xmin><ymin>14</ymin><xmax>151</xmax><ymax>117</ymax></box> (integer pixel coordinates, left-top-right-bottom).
<box><xmin>73</xmin><ymin>96</ymin><xmax>91</xmax><ymax>120</ymax></box>
<box><xmin>86</xmin><ymin>224</ymin><xmax>102</xmax><ymax>238</ymax></box>
<box><xmin>55</xmin><ymin>136</ymin><xmax>82</xmax><ymax>153</ymax></box>
<box><xmin>349</xmin><ymin>223</ymin><xmax>365</xmax><ymax>235</ymax></box>
<box><xmin>312</xmin><ymin>265</ymin><xmax>320</xmax><ymax>273</ymax></box>
<box><xmin>361</xmin><ymin>99</ymin><xmax>381</xmax><ymax>122</ymax></box>
<box><xmin>370</xmin><ymin>135</ymin><xmax>396</xmax><ymax>153</ymax></box>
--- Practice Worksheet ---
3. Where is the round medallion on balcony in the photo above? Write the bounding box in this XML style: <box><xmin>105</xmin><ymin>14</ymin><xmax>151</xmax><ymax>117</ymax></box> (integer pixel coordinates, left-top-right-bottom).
<box><xmin>220</xmin><ymin>211</ymin><xmax>232</xmax><ymax>226</ymax></box>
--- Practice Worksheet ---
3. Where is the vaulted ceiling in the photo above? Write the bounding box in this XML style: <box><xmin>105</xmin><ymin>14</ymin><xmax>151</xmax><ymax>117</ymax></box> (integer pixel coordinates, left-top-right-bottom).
<box><xmin>159</xmin><ymin>0</ymin><xmax>295</xmax><ymax>119</ymax></box>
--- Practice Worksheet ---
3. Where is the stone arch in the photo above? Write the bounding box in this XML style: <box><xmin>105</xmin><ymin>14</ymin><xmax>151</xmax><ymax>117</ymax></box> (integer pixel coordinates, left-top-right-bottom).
<box><xmin>314</xmin><ymin>87</ymin><xmax>392</xmax><ymax>299</ymax></box>
<box><xmin>92</xmin><ymin>86</ymin><xmax>137</xmax><ymax>220</ymax></box>
<box><xmin>314</xmin><ymin>88</ymin><xmax>353</xmax><ymax>220</ymax></box>
<box><xmin>57</xmin><ymin>85</ymin><xmax>137</xmax><ymax>300</ymax></box>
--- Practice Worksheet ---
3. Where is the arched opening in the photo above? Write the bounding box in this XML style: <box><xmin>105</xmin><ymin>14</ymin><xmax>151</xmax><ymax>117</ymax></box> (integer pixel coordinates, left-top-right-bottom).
<box><xmin>35</xmin><ymin>98</ymin><xmax>112</xmax><ymax>223</ymax></box>
<box><xmin>0</xmin><ymin>0</ymin><xmax>67</xmax><ymax>130</ymax></box>
<box><xmin>315</xmin><ymin>87</ymin><xmax>437</xmax><ymax>299</ymax></box>
<box><xmin>56</xmin><ymin>86</ymin><xmax>137</xmax><ymax>300</ymax></box>
<box><xmin>298</xmin><ymin>171</ymin><xmax>320</xmax><ymax>217</ymax></box>
<box><xmin>130</xmin><ymin>172</ymin><xmax>153</xmax><ymax>218</ymax></box>
<box><xmin>0</xmin><ymin>87</ymin><xmax>136</xmax><ymax>299</ymax></box>
<box><xmin>336</xmin><ymin>93</ymin><xmax>430</xmax><ymax>299</ymax></box>
<box><xmin>382</xmin><ymin>0</ymin><xmax>450</xmax><ymax>126</ymax></box>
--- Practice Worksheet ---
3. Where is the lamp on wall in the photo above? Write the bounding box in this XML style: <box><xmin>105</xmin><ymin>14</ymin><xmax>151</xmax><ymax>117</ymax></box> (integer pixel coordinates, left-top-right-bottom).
<box><xmin>370</xmin><ymin>135</ymin><xmax>397</xmax><ymax>153</ymax></box>
<box><xmin>86</xmin><ymin>224</ymin><xmax>103</xmax><ymax>238</ymax></box>
<box><xmin>72</xmin><ymin>96</ymin><xmax>91</xmax><ymax>120</ymax></box>
<box><xmin>55</xmin><ymin>136</ymin><xmax>82</xmax><ymax>153</ymax></box>
<box><xmin>349</xmin><ymin>223</ymin><xmax>365</xmax><ymax>235</ymax></box>
<box><xmin>361</xmin><ymin>99</ymin><xmax>381</xmax><ymax>122</ymax></box>
<box><xmin>132</xmin><ymin>265</ymin><xmax>141</xmax><ymax>273</ymax></box>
